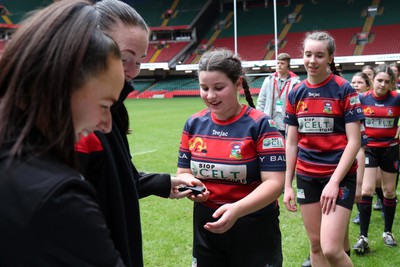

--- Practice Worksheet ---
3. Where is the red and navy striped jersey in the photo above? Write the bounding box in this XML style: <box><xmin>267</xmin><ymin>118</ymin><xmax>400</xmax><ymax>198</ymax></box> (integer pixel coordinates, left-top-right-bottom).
<box><xmin>178</xmin><ymin>105</ymin><xmax>286</xmax><ymax>209</ymax></box>
<box><xmin>284</xmin><ymin>74</ymin><xmax>365</xmax><ymax>179</ymax></box>
<box><xmin>359</xmin><ymin>90</ymin><xmax>400</xmax><ymax>148</ymax></box>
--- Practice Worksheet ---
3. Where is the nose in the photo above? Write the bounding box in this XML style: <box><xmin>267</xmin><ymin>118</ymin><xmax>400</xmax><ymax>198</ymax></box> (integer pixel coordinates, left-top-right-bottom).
<box><xmin>207</xmin><ymin>89</ymin><xmax>216</xmax><ymax>100</ymax></box>
<box><xmin>124</xmin><ymin>64</ymin><xmax>140</xmax><ymax>81</ymax></box>
<box><xmin>99</xmin><ymin>110</ymin><xmax>113</xmax><ymax>133</ymax></box>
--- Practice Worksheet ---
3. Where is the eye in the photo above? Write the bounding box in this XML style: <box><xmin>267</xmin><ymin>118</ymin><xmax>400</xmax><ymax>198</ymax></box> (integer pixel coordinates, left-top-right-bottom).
<box><xmin>101</xmin><ymin>104</ymin><xmax>111</xmax><ymax>111</ymax></box>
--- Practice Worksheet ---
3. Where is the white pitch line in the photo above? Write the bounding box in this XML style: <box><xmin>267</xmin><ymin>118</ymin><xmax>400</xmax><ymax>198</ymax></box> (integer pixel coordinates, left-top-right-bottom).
<box><xmin>132</xmin><ymin>149</ymin><xmax>157</xmax><ymax>156</ymax></box>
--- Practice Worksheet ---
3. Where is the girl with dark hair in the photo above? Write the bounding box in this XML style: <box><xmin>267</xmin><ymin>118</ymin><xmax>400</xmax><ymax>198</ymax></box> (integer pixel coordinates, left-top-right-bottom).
<box><xmin>0</xmin><ymin>0</ymin><xmax>126</xmax><ymax>266</ymax></box>
<box><xmin>177</xmin><ymin>49</ymin><xmax>285</xmax><ymax>267</ymax></box>
<box><xmin>283</xmin><ymin>31</ymin><xmax>364</xmax><ymax>267</ymax></box>
<box><xmin>351</xmin><ymin>72</ymin><xmax>371</xmax><ymax>94</ymax></box>
<box><xmin>353</xmin><ymin>64</ymin><xmax>400</xmax><ymax>254</ymax></box>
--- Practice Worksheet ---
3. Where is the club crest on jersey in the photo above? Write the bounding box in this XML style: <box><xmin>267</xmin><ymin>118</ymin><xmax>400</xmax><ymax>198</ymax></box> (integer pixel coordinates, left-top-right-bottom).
<box><xmin>189</xmin><ymin>137</ymin><xmax>207</xmax><ymax>154</ymax></box>
<box><xmin>338</xmin><ymin>186</ymin><xmax>349</xmax><ymax>200</ymax></box>
<box><xmin>229</xmin><ymin>142</ymin><xmax>243</xmax><ymax>160</ymax></box>
<box><xmin>323</xmin><ymin>101</ymin><xmax>333</xmax><ymax>114</ymax></box>
<box><xmin>387</xmin><ymin>109</ymin><xmax>394</xmax><ymax>116</ymax></box>
<box><xmin>296</xmin><ymin>101</ymin><xmax>308</xmax><ymax>113</ymax></box>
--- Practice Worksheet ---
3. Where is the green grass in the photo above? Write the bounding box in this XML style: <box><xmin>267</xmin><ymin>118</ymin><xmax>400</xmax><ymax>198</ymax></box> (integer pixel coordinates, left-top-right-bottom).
<box><xmin>126</xmin><ymin>98</ymin><xmax>400</xmax><ymax>267</ymax></box>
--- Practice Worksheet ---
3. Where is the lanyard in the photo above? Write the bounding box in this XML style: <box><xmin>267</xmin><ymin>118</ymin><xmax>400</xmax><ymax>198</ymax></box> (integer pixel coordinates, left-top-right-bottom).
<box><xmin>273</xmin><ymin>74</ymin><xmax>292</xmax><ymax>100</ymax></box>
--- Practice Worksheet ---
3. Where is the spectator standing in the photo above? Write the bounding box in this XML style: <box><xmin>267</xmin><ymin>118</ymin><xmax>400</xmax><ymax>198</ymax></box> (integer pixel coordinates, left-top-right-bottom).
<box><xmin>256</xmin><ymin>52</ymin><xmax>301</xmax><ymax>137</ymax></box>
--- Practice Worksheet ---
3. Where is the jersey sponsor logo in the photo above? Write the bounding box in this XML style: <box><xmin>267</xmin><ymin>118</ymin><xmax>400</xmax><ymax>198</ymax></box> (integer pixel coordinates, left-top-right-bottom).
<box><xmin>298</xmin><ymin>117</ymin><xmax>334</xmax><ymax>133</ymax></box>
<box><xmin>189</xmin><ymin>137</ymin><xmax>207</xmax><ymax>154</ymax></box>
<box><xmin>323</xmin><ymin>101</ymin><xmax>333</xmax><ymax>114</ymax></box>
<box><xmin>308</xmin><ymin>92</ymin><xmax>320</xmax><ymax>97</ymax></box>
<box><xmin>296</xmin><ymin>101</ymin><xmax>308</xmax><ymax>113</ymax></box>
<box><xmin>363</xmin><ymin>107</ymin><xmax>374</xmax><ymax>115</ymax></box>
<box><xmin>229</xmin><ymin>142</ymin><xmax>243</xmax><ymax>160</ymax></box>
<box><xmin>212</xmin><ymin>129</ymin><xmax>228</xmax><ymax>137</ymax></box>
<box><xmin>349</xmin><ymin>95</ymin><xmax>360</xmax><ymax>105</ymax></box>
<box><xmin>190</xmin><ymin>161</ymin><xmax>247</xmax><ymax>183</ymax></box>
<box><xmin>178</xmin><ymin>152</ymin><xmax>189</xmax><ymax>159</ymax></box>
<box><xmin>365</xmin><ymin>117</ymin><xmax>395</xmax><ymax>128</ymax></box>
<box><xmin>259</xmin><ymin>155</ymin><xmax>286</xmax><ymax>162</ymax></box>
<box><xmin>262</xmin><ymin>137</ymin><xmax>284</xmax><ymax>149</ymax></box>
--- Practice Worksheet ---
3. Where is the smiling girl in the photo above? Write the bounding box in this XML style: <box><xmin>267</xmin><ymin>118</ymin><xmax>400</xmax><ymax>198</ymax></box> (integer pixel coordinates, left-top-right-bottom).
<box><xmin>353</xmin><ymin>64</ymin><xmax>400</xmax><ymax>254</ymax></box>
<box><xmin>177</xmin><ymin>49</ymin><xmax>286</xmax><ymax>267</ymax></box>
<box><xmin>283</xmin><ymin>31</ymin><xmax>364</xmax><ymax>267</ymax></box>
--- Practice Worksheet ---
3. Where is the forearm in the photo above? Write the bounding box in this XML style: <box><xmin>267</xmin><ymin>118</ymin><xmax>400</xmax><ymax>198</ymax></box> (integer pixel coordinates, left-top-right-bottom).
<box><xmin>233</xmin><ymin>172</ymin><xmax>284</xmax><ymax>218</ymax></box>
<box><xmin>284</xmin><ymin>126</ymin><xmax>299</xmax><ymax>189</ymax></box>
<box><xmin>138</xmin><ymin>172</ymin><xmax>171</xmax><ymax>198</ymax></box>
<box><xmin>331</xmin><ymin>138</ymin><xmax>360</xmax><ymax>184</ymax></box>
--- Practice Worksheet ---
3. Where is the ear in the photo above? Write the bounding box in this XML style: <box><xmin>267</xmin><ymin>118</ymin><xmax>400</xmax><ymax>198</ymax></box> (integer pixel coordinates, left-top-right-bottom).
<box><xmin>328</xmin><ymin>55</ymin><xmax>334</xmax><ymax>65</ymax></box>
<box><xmin>236</xmin><ymin>76</ymin><xmax>243</xmax><ymax>91</ymax></box>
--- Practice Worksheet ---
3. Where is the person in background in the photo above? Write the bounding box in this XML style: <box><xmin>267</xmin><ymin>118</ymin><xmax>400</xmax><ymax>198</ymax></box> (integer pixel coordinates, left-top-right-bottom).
<box><xmin>177</xmin><ymin>49</ymin><xmax>285</xmax><ymax>267</ymax></box>
<box><xmin>351</xmin><ymin>72</ymin><xmax>371</xmax><ymax>94</ymax></box>
<box><xmin>0</xmin><ymin>1</ymin><xmax>127</xmax><ymax>265</ymax></box>
<box><xmin>284</xmin><ymin>31</ymin><xmax>364</xmax><ymax>267</ymax></box>
<box><xmin>362</xmin><ymin>65</ymin><xmax>385</xmax><ymax>213</ymax></box>
<box><xmin>389</xmin><ymin>62</ymin><xmax>400</xmax><ymax>90</ymax></box>
<box><xmin>352</xmin><ymin>64</ymin><xmax>400</xmax><ymax>254</ymax></box>
<box><xmin>256</xmin><ymin>52</ymin><xmax>301</xmax><ymax>137</ymax></box>
<box><xmin>75</xmin><ymin>1</ymin><xmax>202</xmax><ymax>266</ymax></box>
<box><xmin>351</xmin><ymin>72</ymin><xmax>370</xmax><ymax>225</ymax></box>
<box><xmin>362</xmin><ymin>65</ymin><xmax>374</xmax><ymax>84</ymax></box>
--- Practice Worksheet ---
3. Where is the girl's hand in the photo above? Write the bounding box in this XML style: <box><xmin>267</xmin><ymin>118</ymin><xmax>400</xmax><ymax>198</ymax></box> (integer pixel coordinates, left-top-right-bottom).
<box><xmin>320</xmin><ymin>180</ymin><xmax>339</xmax><ymax>215</ymax></box>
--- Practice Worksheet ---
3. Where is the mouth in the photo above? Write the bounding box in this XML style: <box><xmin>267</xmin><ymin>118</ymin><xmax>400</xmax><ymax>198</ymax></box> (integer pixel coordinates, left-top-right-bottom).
<box><xmin>208</xmin><ymin>101</ymin><xmax>222</xmax><ymax>107</ymax></box>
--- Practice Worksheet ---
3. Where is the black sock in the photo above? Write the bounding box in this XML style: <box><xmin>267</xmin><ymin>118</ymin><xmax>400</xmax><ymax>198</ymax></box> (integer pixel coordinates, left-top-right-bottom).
<box><xmin>375</xmin><ymin>187</ymin><xmax>384</xmax><ymax>204</ymax></box>
<box><xmin>383</xmin><ymin>196</ymin><xmax>397</xmax><ymax>233</ymax></box>
<box><xmin>359</xmin><ymin>195</ymin><xmax>373</xmax><ymax>237</ymax></box>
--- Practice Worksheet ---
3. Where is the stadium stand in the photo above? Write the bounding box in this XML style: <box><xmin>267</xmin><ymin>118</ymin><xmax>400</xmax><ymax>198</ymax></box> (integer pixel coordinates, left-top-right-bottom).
<box><xmin>1</xmin><ymin>0</ymin><xmax>400</xmax><ymax>99</ymax></box>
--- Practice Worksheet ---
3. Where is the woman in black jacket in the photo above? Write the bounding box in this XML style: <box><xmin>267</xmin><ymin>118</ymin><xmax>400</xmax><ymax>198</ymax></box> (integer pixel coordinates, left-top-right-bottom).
<box><xmin>0</xmin><ymin>0</ymin><xmax>126</xmax><ymax>266</ymax></box>
<box><xmin>74</xmin><ymin>1</ymin><xmax>204</xmax><ymax>267</ymax></box>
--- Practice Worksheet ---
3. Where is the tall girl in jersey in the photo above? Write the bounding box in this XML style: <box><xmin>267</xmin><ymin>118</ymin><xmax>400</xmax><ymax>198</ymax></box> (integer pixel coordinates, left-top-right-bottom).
<box><xmin>352</xmin><ymin>64</ymin><xmax>400</xmax><ymax>253</ymax></box>
<box><xmin>283</xmin><ymin>31</ymin><xmax>364</xmax><ymax>267</ymax></box>
<box><xmin>177</xmin><ymin>49</ymin><xmax>285</xmax><ymax>267</ymax></box>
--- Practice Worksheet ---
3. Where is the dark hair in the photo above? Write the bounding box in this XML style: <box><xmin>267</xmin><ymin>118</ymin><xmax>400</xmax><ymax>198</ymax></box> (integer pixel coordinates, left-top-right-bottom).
<box><xmin>0</xmin><ymin>0</ymin><xmax>121</xmax><ymax>167</ymax></box>
<box><xmin>352</xmin><ymin>72</ymin><xmax>371</xmax><ymax>88</ymax></box>
<box><xmin>277</xmin><ymin>52</ymin><xmax>291</xmax><ymax>67</ymax></box>
<box><xmin>303</xmin><ymin>31</ymin><xmax>340</xmax><ymax>76</ymax></box>
<box><xmin>95</xmin><ymin>0</ymin><xmax>149</xmax><ymax>35</ymax></box>
<box><xmin>373</xmin><ymin>64</ymin><xmax>395</xmax><ymax>85</ymax></box>
<box><xmin>95</xmin><ymin>0</ymin><xmax>149</xmax><ymax>135</ymax></box>
<box><xmin>197</xmin><ymin>49</ymin><xmax>255</xmax><ymax>108</ymax></box>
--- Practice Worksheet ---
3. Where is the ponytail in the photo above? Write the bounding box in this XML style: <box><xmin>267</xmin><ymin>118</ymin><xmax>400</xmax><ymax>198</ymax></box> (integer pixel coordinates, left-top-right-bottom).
<box><xmin>329</xmin><ymin>59</ymin><xmax>341</xmax><ymax>76</ymax></box>
<box><xmin>242</xmin><ymin>78</ymin><xmax>255</xmax><ymax>108</ymax></box>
